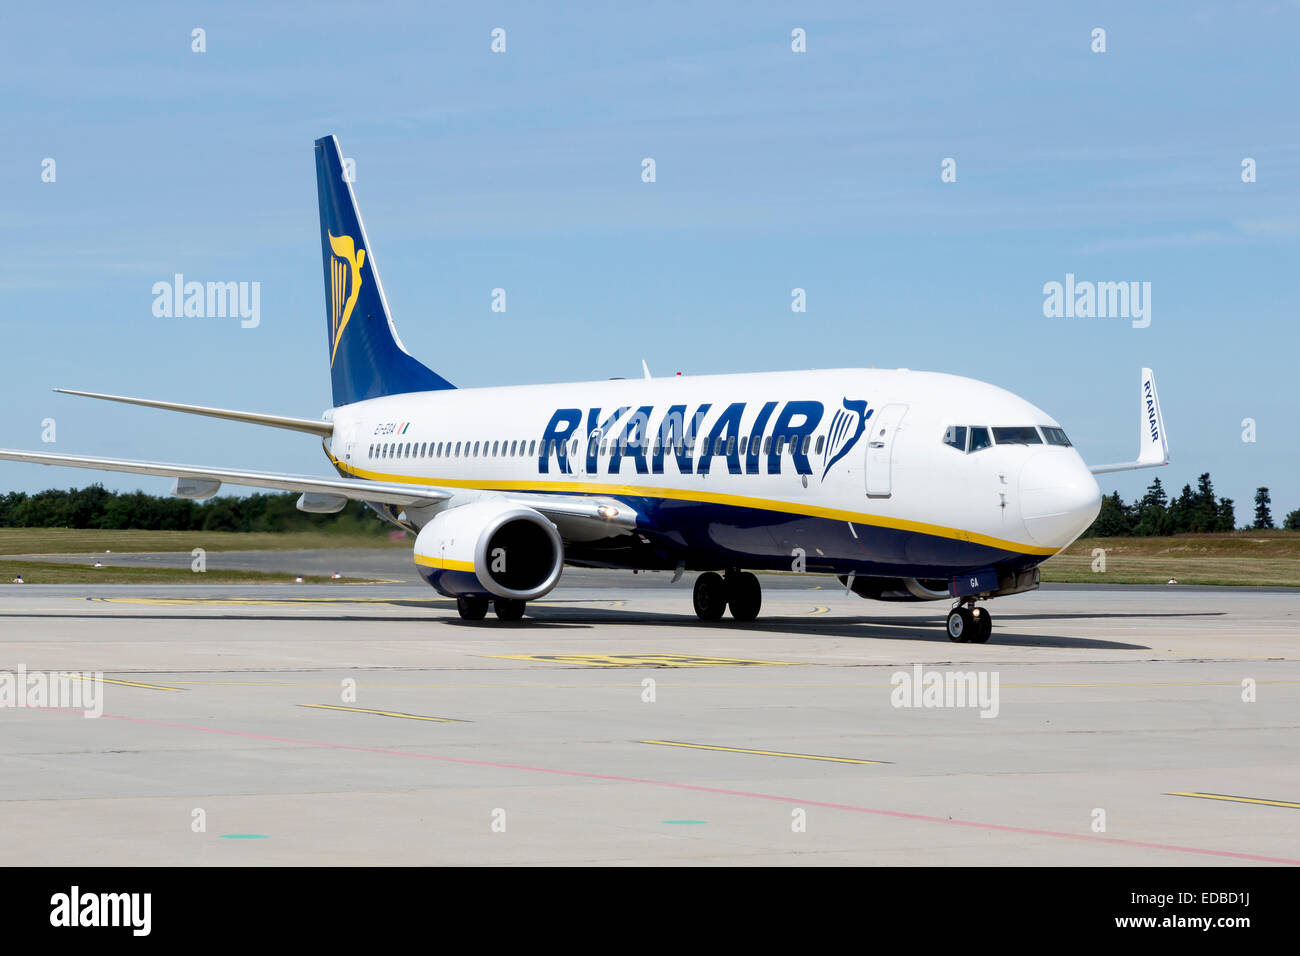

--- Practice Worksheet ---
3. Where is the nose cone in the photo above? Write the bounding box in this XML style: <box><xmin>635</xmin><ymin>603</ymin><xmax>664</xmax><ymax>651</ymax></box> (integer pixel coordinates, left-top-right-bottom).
<box><xmin>1019</xmin><ymin>452</ymin><xmax>1101</xmax><ymax>548</ymax></box>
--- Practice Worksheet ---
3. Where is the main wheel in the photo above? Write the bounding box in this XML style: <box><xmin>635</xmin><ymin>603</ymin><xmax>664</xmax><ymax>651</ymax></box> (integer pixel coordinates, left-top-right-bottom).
<box><xmin>494</xmin><ymin>598</ymin><xmax>526</xmax><ymax>622</ymax></box>
<box><xmin>968</xmin><ymin>606</ymin><xmax>992</xmax><ymax>644</ymax></box>
<box><xmin>457</xmin><ymin>595</ymin><xmax>489</xmax><ymax>620</ymax></box>
<box><xmin>726</xmin><ymin>571</ymin><xmax>762</xmax><ymax>621</ymax></box>
<box><xmin>946</xmin><ymin>606</ymin><xmax>974</xmax><ymax>642</ymax></box>
<box><xmin>693</xmin><ymin>572</ymin><xmax>727</xmax><ymax>622</ymax></box>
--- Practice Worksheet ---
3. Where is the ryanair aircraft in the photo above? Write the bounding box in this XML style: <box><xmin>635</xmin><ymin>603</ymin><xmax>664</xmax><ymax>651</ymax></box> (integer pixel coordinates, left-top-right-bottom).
<box><xmin>0</xmin><ymin>136</ymin><xmax>1170</xmax><ymax>643</ymax></box>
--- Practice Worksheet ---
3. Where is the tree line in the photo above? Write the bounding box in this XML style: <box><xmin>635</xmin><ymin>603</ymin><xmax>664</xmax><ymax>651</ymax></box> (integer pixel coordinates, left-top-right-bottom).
<box><xmin>1085</xmin><ymin>474</ymin><xmax>1300</xmax><ymax>537</ymax></box>
<box><xmin>0</xmin><ymin>485</ymin><xmax>389</xmax><ymax>535</ymax></box>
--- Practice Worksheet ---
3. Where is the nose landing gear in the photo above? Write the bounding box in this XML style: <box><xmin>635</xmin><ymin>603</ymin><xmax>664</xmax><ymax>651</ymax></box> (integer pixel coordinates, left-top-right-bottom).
<box><xmin>946</xmin><ymin>602</ymin><xmax>992</xmax><ymax>643</ymax></box>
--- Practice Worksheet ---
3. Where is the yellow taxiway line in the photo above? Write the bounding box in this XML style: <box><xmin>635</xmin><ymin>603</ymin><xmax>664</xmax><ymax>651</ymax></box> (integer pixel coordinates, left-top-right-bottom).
<box><xmin>298</xmin><ymin>703</ymin><xmax>466</xmax><ymax>722</ymax></box>
<box><xmin>1166</xmin><ymin>791</ymin><xmax>1300</xmax><ymax>810</ymax></box>
<box><xmin>642</xmin><ymin>739</ymin><xmax>887</xmax><ymax>765</ymax></box>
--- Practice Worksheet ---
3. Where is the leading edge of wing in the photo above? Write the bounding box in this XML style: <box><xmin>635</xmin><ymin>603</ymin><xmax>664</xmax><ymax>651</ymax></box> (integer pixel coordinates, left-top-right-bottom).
<box><xmin>0</xmin><ymin>449</ymin><xmax>448</xmax><ymax>508</ymax></box>
<box><xmin>53</xmin><ymin>389</ymin><xmax>334</xmax><ymax>437</ymax></box>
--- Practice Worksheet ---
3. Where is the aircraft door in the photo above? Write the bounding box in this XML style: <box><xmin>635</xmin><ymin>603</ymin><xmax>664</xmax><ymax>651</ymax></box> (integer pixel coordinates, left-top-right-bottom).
<box><xmin>338</xmin><ymin>420</ymin><xmax>358</xmax><ymax>464</ymax></box>
<box><xmin>864</xmin><ymin>403</ymin><xmax>908</xmax><ymax>497</ymax></box>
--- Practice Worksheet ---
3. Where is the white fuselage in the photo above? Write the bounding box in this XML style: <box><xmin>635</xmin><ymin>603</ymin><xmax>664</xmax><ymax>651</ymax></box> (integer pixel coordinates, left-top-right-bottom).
<box><xmin>323</xmin><ymin>368</ymin><xmax>1101</xmax><ymax>578</ymax></box>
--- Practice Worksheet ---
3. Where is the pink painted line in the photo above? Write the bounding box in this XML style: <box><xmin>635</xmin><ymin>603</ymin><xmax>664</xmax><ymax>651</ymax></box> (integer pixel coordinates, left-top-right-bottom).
<box><xmin>71</xmin><ymin>710</ymin><xmax>1300</xmax><ymax>865</ymax></box>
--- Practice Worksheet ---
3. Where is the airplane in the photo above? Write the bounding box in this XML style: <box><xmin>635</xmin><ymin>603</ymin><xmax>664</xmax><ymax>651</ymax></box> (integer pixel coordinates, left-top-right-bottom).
<box><xmin>0</xmin><ymin>135</ymin><xmax>1170</xmax><ymax>643</ymax></box>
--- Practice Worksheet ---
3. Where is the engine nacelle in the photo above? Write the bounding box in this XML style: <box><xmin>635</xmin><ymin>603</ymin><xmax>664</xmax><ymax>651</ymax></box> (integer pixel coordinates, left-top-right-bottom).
<box><xmin>413</xmin><ymin>499</ymin><xmax>563</xmax><ymax>601</ymax></box>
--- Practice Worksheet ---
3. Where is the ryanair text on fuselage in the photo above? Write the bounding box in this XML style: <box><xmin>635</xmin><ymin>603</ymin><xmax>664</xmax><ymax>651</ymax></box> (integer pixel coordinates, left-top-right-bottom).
<box><xmin>533</xmin><ymin>399</ymin><xmax>871</xmax><ymax>478</ymax></box>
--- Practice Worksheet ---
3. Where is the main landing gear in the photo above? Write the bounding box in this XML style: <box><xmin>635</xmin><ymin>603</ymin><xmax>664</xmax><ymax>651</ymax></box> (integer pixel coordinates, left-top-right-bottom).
<box><xmin>946</xmin><ymin>602</ymin><xmax>992</xmax><ymax>644</ymax></box>
<box><xmin>456</xmin><ymin>596</ymin><xmax>527</xmax><ymax>622</ymax></box>
<box><xmin>693</xmin><ymin>570</ymin><xmax>762</xmax><ymax>622</ymax></box>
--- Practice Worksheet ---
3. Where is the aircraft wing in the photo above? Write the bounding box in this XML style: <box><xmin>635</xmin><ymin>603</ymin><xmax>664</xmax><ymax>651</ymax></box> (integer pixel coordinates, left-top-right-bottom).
<box><xmin>0</xmin><ymin>449</ymin><xmax>448</xmax><ymax>507</ymax></box>
<box><xmin>52</xmin><ymin>389</ymin><xmax>334</xmax><ymax>437</ymax></box>
<box><xmin>504</xmin><ymin>492</ymin><xmax>638</xmax><ymax>531</ymax></box>
<box><xmin>1088</xmin><ymin>367</ymin><xmax>1170</xmax><ymax>475</ymax></box>
<box><xmin>0</xmin><ymin>449</ymin><xmax>639</xmax><ymax>533</ymax></box>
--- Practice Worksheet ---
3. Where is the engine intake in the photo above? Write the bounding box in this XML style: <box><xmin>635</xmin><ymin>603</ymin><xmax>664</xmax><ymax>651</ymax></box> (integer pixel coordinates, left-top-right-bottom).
<box><xmin>414</xmin><ymin>499</ymin><xmax>563</xmax><ymax>601</ymax></box>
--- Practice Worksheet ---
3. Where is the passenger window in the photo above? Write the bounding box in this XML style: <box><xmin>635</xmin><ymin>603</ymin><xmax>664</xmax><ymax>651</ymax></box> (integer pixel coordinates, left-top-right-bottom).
<box><xmin>943</xmin><ymin>426</ymin><xmax>968</xmax><ymax>452</ymax></box>
<box><xmin>992</xmin><ymin>426</ymin><xmax>1042</xmax><ymax>445</ymax></box>
<box><xmin>814</xmin><ymin>435</ymin><xmax>824</xmax><ymax>454</ymax></box>
<box><xmin>969</xmin><ymin>427</ymin><xmax>992</xmax><ymax>452</ymax></box>
<box><xmin>763</xmin><ymin>436</ymin><xmax>771</xmax><ymax>454</ymax></box>
<box><xmin>739</xmin><ymin>436</ymin><xmax>748</xmax><ymax>455</ymax></box>
<box><xmin>801</xmin><ymin>435</ymin><xmax>811</xmax><ymax>455</ymax></box>
<box><xmin>529</xmin><ymin>440</ymin><xmax>536</xmax><ymax>456</ymax></box>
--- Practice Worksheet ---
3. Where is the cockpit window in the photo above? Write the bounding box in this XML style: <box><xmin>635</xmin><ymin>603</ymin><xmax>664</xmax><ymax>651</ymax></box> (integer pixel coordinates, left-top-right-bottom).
<box><xmin>1042</xmin><ymin>426</ymin><xmax>1072</xmax><ymax>446</ymax></box>
<box><xmin>969</xmin><ymin>426</ymin><xmax>992</xmax><ymax>452</ymax></box>
<box><xmin>992</xmin><ymin>426</ymin><xmax>1042</xmax><ymax>445</ymax></box>
<box><xmin>942</xmin><ymin>425</ymin><xmax>967</xmax><ymax>451</ymax></box>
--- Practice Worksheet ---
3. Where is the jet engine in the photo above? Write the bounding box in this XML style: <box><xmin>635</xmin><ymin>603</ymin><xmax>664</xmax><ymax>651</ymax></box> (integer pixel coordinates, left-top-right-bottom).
<box><xmin>413</xmin><ymin>499</ymin><xmax>563</xmax><ymax>601</ymax></box>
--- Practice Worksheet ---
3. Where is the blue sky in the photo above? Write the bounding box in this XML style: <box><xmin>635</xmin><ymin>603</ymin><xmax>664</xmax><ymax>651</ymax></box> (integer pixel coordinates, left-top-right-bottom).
<box><xmin>2</xmin><ymin>1</ymin><xmax>1298</xmax><ymax>523</ymax></box>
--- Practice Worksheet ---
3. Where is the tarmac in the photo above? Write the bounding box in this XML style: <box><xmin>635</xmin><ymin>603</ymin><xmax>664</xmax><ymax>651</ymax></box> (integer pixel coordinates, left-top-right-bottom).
<box><xmin>1</xmin><ymin>566</ymin><xmax>1297</xmax><ymax>866</ymax></box>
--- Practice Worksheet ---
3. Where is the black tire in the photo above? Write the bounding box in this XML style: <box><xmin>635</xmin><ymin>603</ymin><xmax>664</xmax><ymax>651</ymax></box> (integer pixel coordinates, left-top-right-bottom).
<box><xmin>494</xmin><ymin>598</ymin><xmax>526</xmax><ymax>622</ymax></box>
<box><xmin>946</xmin><ymin>606</ymin><xmax>973</xmax><ymax>642</ymax></box>
<box><xmin>968</xmin><ymin>606</ymin><xmax>992</xmax><ymax>644</ymax></box>
<box><xmin>693</xmin><ymin>572</ymin><xmax>727</xmax><ymax>622</ymax></box>
<box><xmin>457</xmin><ymin>595</ymin><xmax>489</xmax><ymax>621</ymax></box>
<box><xmin>726</xmin><ymin>571</ymin><xmax>762</xmax><ymax>622</ymax></box>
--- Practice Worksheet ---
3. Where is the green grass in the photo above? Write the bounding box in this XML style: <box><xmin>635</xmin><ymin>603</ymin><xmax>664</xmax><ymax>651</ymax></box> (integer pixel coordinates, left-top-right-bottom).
<box><xmin>0</xmin><ymin>559</ymin><xmax>378</xmax><ymax>586</ymax></box>
<box><xmin>0</xmin><ymin>527</ymin><xmax>408</xmax><ymax>555</ymax></box>
<box><xmin>1042</xmin><ymin>532</ymin><xmax>1300</xmax><ymax>587</ymax></box>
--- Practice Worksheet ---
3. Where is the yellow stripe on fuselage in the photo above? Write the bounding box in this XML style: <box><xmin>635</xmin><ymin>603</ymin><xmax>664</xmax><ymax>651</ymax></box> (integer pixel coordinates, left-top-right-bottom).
<box><xmin>413</xmin><ymin>554</ymin><xmax>475</xmax><ymax>573</ymax></box>
<box><xmin>330</xmin><ymin>454</ymin><xmax>1057</xmax><ymax>557</ymax></box>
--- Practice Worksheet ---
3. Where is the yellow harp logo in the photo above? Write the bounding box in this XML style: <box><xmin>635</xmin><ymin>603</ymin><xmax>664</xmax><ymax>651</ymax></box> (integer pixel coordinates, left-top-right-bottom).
<box><xmin>328</xmin><ymin>232</ymin><xmax>366</xmax><ymax>366</ymax></box>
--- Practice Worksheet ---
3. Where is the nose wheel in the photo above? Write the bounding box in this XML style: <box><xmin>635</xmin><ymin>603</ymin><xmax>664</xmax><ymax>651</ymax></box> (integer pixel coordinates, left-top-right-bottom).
<box><xmin>946</xmin><ymin>604</ymin><xmax>992</xmax><ymax>643</ymax></box>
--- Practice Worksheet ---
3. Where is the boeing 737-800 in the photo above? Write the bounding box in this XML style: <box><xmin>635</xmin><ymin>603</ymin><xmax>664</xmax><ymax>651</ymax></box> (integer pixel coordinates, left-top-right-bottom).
<box><xmin>0</xmin><ymin>135</ymin><xmax>1170</xmax><ymax>643</ymax></box>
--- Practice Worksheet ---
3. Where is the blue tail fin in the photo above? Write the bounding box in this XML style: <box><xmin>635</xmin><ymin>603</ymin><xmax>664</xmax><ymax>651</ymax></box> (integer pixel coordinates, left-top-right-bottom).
<box><xmin>314</xmin><ymin>135</ymin><xmax>453</xmax><ymax>406</ymax></box>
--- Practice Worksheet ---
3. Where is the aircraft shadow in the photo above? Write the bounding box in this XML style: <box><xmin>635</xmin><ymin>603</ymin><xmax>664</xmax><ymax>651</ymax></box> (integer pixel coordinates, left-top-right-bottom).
<box><xmin>0</xmin><ymin>606</ymin><xmax>1224</xmax><ymax>650</ymax></box>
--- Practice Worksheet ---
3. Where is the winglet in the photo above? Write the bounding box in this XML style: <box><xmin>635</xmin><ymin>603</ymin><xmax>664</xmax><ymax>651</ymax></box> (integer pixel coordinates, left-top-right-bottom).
<box><xmin>1089</xmin><ymin>368</ymin><xmax>1171</xmax><ymax>475</ymax></box>
<box><xmin>1136</xmin><ymin>367</ymin><xmax>1169</xmax><ymax>466</ymax></box>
